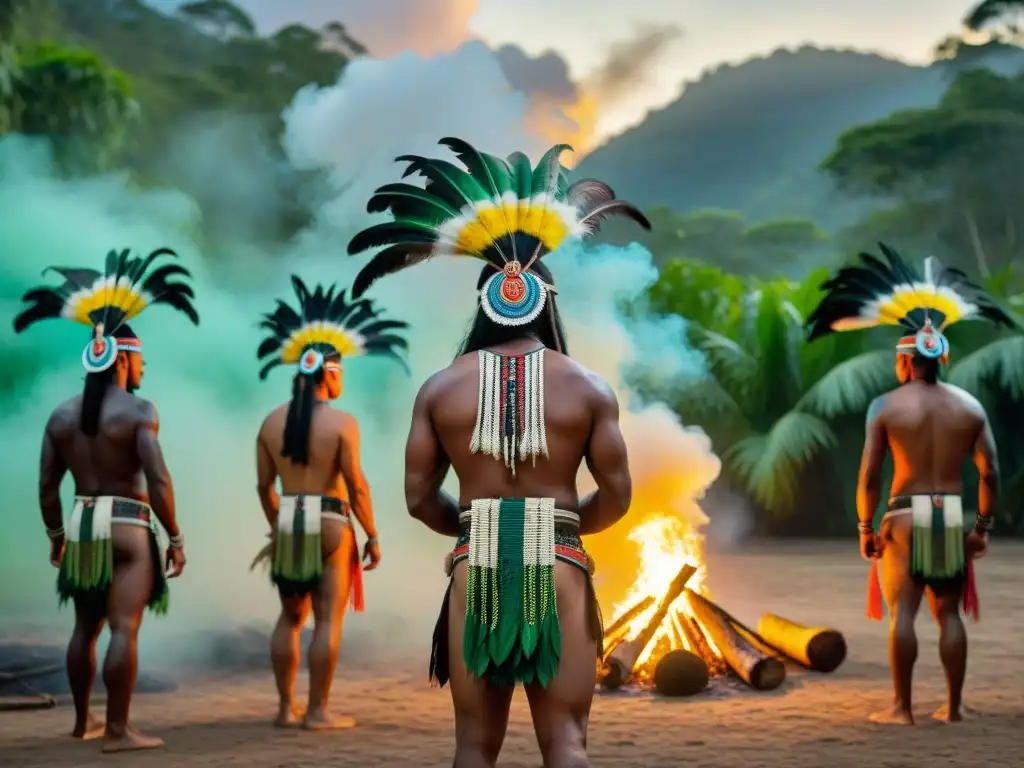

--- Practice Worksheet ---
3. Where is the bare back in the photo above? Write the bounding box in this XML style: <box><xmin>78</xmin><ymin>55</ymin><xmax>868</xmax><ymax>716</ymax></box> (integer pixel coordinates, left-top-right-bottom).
<box><xmin>258</xmin><ymin>403</ymin><xmax>352</xmax><ymax>500</ymax></box>
<box><xmin>46</xmin><ymin>389</ymin><xmax>153</xmax><ymax>501</ymax></box>
<box><xmin>880</xmin><ymin>382</ymin><xmax>985</xmax><ymax>496</ymax></box>
<box><xmin>429</xmin><ymin>345</ymin><xmax>607</xmax><ymax>510</ymax></box>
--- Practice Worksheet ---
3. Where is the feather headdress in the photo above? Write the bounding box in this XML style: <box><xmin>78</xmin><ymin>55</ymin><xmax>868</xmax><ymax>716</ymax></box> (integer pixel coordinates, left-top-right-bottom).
<box><xmin>256</xmin><ymin>275</ymin><xmax>410</xmax><ymax>380</ymax></box>
<box><xmin>13</xmin><ymin>247</ymin><xmax>199</xmax><ymax>373</ymax></box>
<box><xmin>805</xmin><ymin>243</ymin><xmax>1017</xmax><ymax>360</ymax></box>
<box><xmin>346</xmin><ymin>137</ymin><xmax>651</xmax><ymax>326</ymax></box>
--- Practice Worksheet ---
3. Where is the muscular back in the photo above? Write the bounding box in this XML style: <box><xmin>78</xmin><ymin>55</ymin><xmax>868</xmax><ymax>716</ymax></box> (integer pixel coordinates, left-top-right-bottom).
<box><xmin>879</xmin><ymin>382</ymin><xmax>986</xmax><ymax>496</ymax></box>
<box><xmin>46</xmin><ymin>389</ymin><xmax>153</xmax><ymax>500</ymax></box>
<box><xmin>258</xmin><ymin>403</ymin><xmax>352</xmax><ymax>500</ymax></box>
<box><xmin>428</xmin><ymin>347</ymin><xmax>610</xmax><ymax>509</ymax></box>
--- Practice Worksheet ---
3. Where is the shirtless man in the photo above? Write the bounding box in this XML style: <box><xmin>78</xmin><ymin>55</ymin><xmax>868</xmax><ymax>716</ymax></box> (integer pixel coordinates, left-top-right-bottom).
<box><xmin>347</xmin><ymin>138</ymin><xmax>649</xmax><ymax>767</ymax></box>
<box><xmin>13</xmin><ymin>247</ymin><xmax>200</xmax><ymax>752</ymax></box>
<box><xmin>252</xmin><ymin>275</ymin><xmax>409</xmax><ymax>730</ymax></box>
<box><xmin>805</xmin><ymin>245</ymin><xmax>1015</xmax><ymax>726</ymax></box>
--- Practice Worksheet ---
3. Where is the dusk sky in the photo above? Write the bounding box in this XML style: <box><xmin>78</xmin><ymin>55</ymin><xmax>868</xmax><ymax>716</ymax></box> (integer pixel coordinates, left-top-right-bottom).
<box><xmin>151</xmin><ymin>0</ymin><xmax>978</xmax><ymax>139</ymax></box>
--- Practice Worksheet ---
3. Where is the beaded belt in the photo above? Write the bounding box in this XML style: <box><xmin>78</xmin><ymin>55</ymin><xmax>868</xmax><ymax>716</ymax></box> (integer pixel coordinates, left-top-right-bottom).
<box><xmin>445</xmin><ymin>507</ymin><xmax>592</xmax><ymax>575</ymax></box>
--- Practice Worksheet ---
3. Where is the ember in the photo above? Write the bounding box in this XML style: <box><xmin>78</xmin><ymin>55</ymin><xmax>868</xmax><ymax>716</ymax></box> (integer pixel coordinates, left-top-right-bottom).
<box><xmin>596</xmin><ymin>515</ymin><xmax>846</xmax><ymax>696</ymax></box>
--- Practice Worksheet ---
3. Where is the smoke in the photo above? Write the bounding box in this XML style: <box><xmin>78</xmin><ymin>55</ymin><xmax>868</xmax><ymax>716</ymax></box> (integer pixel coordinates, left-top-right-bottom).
<box><xmin>585</xmin><ymin>22</ymin><xmax>685</xmax><ymax>105</ymax></box>
<box><xmin>0</xmin><ymin>39</ymin><xmax>719</xmax><ymax>673</ymax></box>
<box><xmin>492</xmin><ymin>44</ymin><xmax>597</xmax><ymax>157</ymax></box>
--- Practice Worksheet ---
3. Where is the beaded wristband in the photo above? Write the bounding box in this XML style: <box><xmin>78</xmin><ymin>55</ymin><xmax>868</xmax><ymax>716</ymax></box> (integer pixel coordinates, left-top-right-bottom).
<box><xmin>975</xmin><ymin>514</ymin><xmax>994</xmax><ymax>532</ymax></box>
<box><xmin>169</xmin><ymin>534</ymin><xmax>184</xmax><ymax>549</ymax></box>
<box><xmin>365</xmin><ymin>536</ymin><xmax>378</xmax><ymax>547</ymax></box>
<box><xmin>46</xmin><ymin>526</ymin><xmax>65</xmax><ymax>540</ymax></box>
<box><xmin>857</xmin><ymin>521</ymin><xmax>874</xmax><ymax>535</ymax></box>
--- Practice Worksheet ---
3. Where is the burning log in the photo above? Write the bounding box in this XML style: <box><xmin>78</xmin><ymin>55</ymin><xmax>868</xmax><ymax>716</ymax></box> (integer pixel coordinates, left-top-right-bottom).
<box><xmin>653</xmin><ymin>649</ymin><xmax>708</xmax><ymax>697</ymax></box>
<box><xmin>685</xmin><ymin>591</ymin><xmax>785</xmax><ymax>691</ymax></box>
<box><xmin>756</xmin><ymin>613</ymin><xmax>847</xmax><ymax>673</ymax></box>
<box><xmin>599</xmin><ymin>563</ymin><xmax>697</xmax><ymax>690</ymax></box>
<box><xmin>603</xmin><ymin>596</ymin><xmax>655</xmax><ymax>640</ymax></box>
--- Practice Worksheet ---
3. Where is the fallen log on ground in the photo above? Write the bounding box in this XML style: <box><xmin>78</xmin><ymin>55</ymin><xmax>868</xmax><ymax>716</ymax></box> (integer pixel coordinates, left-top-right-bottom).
<box><xmin>685</xmin><ymin>591</ymin><xmax>785</xmax><ymax>691</ymax></box>
<box><xmin>599</xmin><ymin>563</ymin><xmax>697</xmax><ymax>690</ymax></box>
<box><xmin>756</xmin><ymin>613</ymin><xmax>847</xmax><ymax>673</ymax></box>
<box><xmin>653</xmin><ymin>649</ymin><xmax>708</xmax><ymax>696</ymax></box>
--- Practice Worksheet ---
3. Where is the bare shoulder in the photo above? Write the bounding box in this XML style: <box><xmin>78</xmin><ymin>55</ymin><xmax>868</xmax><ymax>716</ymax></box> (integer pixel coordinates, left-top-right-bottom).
<box><xmin>45</xmin><ymin>395</ymin><xmax>81</xmax><ymax>435</ymax></box>
<box><xmin>131</xmin><ymin>395</ymin><xmax>159</xmax><ymax>426</ymax></box>
<box><xmin>416</xmin><ymin>361</ymin><xmax>466</xmax><ymax>404</ymax></box>
<box><xmin>942</xmin><ymin>383</ymin><xmax>986</xmax><ymax>417</ymax></box>
<box><xmin>331</xmin><ymin>408</ymin><xmax>360</xmax><ymax>438</ymax></box>
<box><xmin>549</xmin><ymin>352</ymin><xmax>618</xmax><ymax>410</ymax></box>
<box><xmin>258</xmin><ymin>403</ymin><xmax>289</xmax><ymax>435</ymax></box>
<box><xmin>866</xmin><ymin>390</ymin><xmax>896</xmax><ymax>423</ymax></box>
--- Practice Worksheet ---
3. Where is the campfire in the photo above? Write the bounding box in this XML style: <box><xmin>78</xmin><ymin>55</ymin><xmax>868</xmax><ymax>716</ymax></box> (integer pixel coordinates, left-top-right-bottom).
<box><xmin>597</xmin><ymin>516</ymin><xmax>847</xmax><ymax>696</ymax></box>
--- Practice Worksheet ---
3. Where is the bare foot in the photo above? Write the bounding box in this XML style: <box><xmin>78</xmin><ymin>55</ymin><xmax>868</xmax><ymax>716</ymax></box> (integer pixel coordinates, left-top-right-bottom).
<box><xmin>868</xmin><ymin>704</ymin><xmax>914</xmax><ymax>725</ymax></box>
<box><xmin>302</xmin><ymin>709</ymin><xmax>356</xmax><ymax>731</ymax></box>
<box><xmin>932</xmin><ymin>704</ymin><xmax>973</xmax><ymax>723</ymax></box>
<box><xmin>274</xmin><ymin>703</ymin><xmax>303</xmax><ymax>728</ymax></box>
<box><xmin>102</xmin><ymin>725</ymin><xmax>164</xmax><ymax>752</ymax></box>
<box><xmin>70</xmin><ymin>715</ymin><xmax>104</xmax><ymax>740</ymax></box>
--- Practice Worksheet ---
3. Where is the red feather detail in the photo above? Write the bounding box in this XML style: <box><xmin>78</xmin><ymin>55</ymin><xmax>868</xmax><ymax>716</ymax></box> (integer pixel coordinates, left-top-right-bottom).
<box><xmin>963</xmin><ymin>560</ymin><xmax>979</xmax><ymax>622</ymax></box>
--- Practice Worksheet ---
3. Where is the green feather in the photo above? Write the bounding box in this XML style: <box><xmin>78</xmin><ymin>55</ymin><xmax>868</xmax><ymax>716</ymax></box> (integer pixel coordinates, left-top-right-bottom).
<box><xmin>367</xmin><ymin>183</ymin><xmax>459</xmax><ymax>225</ymax></box>
<box><xmin>439</xmin><ymin>137</ymin><xmax>515</xmax><ymax>201</ymax></box>
<box><xmin>507</xmin><ymin>151</ymin><xmax>533</xmax><ymax>200</ymax></box>
<box><xmin>530</xmin><ymin>144</ymin><xmax>572</xmax><ymax>198</ymax></box>
<box><xmin>347</xmin><ymin>221</ymin><xmax>439</xmax><ymax>255</ymax></box>
<box><xmin>396</xmin><ymin>155</ymin><xmax>490</xmax><ymax>209</ymax></box>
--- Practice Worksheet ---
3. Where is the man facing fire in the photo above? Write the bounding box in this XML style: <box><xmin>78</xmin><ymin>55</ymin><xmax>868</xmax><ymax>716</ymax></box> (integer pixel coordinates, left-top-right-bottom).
<box><xmin>806</xmin><ymin>244</ymin><xmax>1016</xmax><ymax>725</ymax></box>
<box><xmin>347</xmin><ymin>137</ymin><xmax>649</xmax><ymax>767</ymax></box>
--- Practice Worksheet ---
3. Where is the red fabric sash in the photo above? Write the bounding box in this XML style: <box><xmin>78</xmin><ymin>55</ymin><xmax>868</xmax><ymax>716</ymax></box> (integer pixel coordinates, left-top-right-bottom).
<box><xmin>350</xmin><ymin>547</ymin><xmax>365</xmax><ymax>613</ymax></box>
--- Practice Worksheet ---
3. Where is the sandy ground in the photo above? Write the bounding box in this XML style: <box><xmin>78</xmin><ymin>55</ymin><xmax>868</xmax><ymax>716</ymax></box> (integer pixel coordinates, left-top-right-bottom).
<box><xmin>2</xmin><ymin>540</ymin><xmax>1023</xmax><ymax>767</ymax></box>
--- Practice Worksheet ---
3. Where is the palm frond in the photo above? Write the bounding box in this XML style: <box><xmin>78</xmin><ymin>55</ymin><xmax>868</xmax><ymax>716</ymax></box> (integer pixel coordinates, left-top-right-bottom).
<box><xmin>947</xmin><ymin>335</ymin><xmax>1024</xmax><ymax>400</ymax></box>
<box><xmin>796</xmin><ymin>350</ymin><xmax>897</xmax><ymax>418</ymax></box>
<box><xmin>696</xmin><ymin>328</ymin><xmax>757</xmax><ymax>390</ymax></box>
<box><xmin>725</xmin><ymin>411</ymin><xmax>837</xmax><ymax>520</ymax></box>
<box><xmin>673</xmin><ymin>375</ymin><xmax>750</xmax><ymax>429</ymax></box>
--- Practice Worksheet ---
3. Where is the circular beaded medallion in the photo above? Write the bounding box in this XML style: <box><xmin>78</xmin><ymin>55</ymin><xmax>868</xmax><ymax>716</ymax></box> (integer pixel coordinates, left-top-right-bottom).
<box><xmin>82</xmin><ymin>334</ymin><xmax>118</xmax><ymax>373</ymax></box>
<box><xmin>481</xmin><ymin>268</ymin><xmax>547</xmax><ymax>326</ymax></box>
<box><xmin>914</xmin><ymin>328</ymin><xmax>947</xmax><ymax>359</ymax></box>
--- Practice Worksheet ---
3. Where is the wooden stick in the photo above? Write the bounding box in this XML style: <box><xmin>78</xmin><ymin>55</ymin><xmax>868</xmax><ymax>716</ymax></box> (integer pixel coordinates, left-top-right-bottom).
<box><xmin>685</xmin><ymin>590</ymin><xmax>785</xmax><ymax>691</ymax></box>
<box><xmin>603</xmin><ymin>596</ymin><xmax>655</xmax><ymax>639</ymax></box>
<box><xmin>599</xmin><ymin>563</ymin><xmax>697</xmax><ymax>690</ymax></box>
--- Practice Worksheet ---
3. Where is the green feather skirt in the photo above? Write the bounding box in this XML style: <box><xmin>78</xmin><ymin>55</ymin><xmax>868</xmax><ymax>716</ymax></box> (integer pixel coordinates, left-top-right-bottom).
<box><xmin>56</xmin><ymin>498</ymin><xmax>169</xmax><ymax>616</ymax></box>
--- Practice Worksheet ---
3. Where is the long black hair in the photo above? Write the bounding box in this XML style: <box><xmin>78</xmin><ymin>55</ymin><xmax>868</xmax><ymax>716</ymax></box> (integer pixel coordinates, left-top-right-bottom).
<box><xmin>80</xmin><ymin>324</ymin><xmax>137</xmax><ymax>437</ymax></box>
<box><xmin>281</xmin><ymin>346</ymin><xmax>340</xmax><ymax>465</ymax></box>
<box><xmin>454</xmin><ymin>262</ymin><xmax>569</xmax><ymax>360</ymax></box>
<box><xmin>908</xmin><ymin>352</ymin><xmax>940</xmax><ymax>384</ymax></box>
